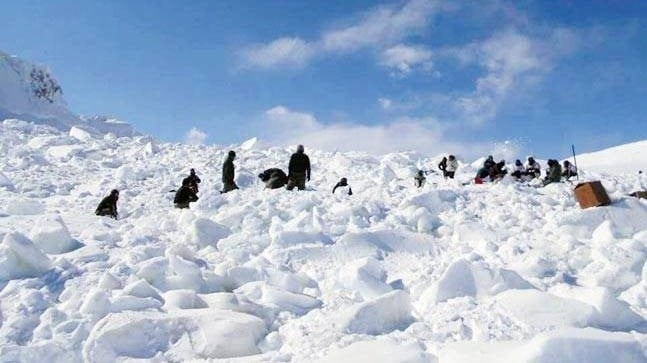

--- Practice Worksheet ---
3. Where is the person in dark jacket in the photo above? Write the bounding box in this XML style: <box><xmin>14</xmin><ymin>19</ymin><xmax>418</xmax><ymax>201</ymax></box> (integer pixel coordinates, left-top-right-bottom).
<box><xmin>174</xmin><ymin>179</ymin><xmax>199</xmax><ymax>209</ymax></box>
<box><xmin>96</xmin><ymin>189</ymin><xmax>119</xmax><ymax>219</ymax></box>
<box><xmin>183</xmin><ymin>168</ymin><xmax>201</xmax><ymax>193</ymax></box>
<box><xmin>490</xmin><ymin>160</ymin><xmax>507</xmax><ymax>180</ymax></box>
<box><xmin>483</xmin><ymin>155</ymin><xmax>495</xmax><ymax>170</ymax></box>
<box><xmin>332</xmin><ymin>177</ymin><xmax>353</xmax><ymax>196</ymax></box>
<box><xmin>258</xmin><ymin>168</ymin><xmax>288</xmax><ymax>189</ymax></box>
<box><xmin>414</xmin><ymin>170</ymin><xmax>426</xmax><ymax>188</ymax></box>
<box><xmin>562</xmin><ymin>160</ymin><xmax>578</xmax><ymax>178</ymax></box>
<box><xmin>438</xmin><ymin>157</ymin><xmax>448</xmax><ymax>178</ymax></box>
<box><xmin>221</xmin><ymin>150</ymin><xmax>239</xmax><ymax>193</ymax></box>
<box><xmin>543</xmin><ymin>159</ymin><xmax>562</xmax><ymax>186</ymax></box>
<box><xmin>286</xmin><ymin>145</ymin><xmax>311</xmax><ymax>191</ymax></box>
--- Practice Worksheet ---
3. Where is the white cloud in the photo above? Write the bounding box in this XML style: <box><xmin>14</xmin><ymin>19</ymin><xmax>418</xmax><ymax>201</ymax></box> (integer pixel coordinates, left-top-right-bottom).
<box><xmin>380</xmin><ymin>44</ymin><xmax>433</xmax><ymax>76</ymax></box>
<box><xmin>260</xmin><ymin>105</ymin><xmax>483</xmax><ymax>156</ymax></box>
<box><xmin>241</xmin><ymin>37</ymin><xmax>315</xmax><ymax>69</ymax></box>
<box><xmin>184</xmin><ymin>127</ymin><xmax>207</xmax><ymax>145</ymax></box>
<box><xmin>239</xmin><ymin>0</ymin><xmax>441</xmax><ymax>70</ymax></box>
<box><xmin>378</xmin><ymin>98</ymin><xmax>393</xmax><ymax>110</ymax></box>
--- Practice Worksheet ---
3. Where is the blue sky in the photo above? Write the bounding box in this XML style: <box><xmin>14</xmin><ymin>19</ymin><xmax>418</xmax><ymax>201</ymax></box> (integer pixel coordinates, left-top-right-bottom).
<box><xmin>1</xmin><ymin>0</ymin><xmax>646</xmax><ymax>158</ymax></box>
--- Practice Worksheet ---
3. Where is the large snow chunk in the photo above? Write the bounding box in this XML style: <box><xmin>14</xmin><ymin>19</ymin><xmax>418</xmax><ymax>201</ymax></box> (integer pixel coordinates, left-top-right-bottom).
<box><xmin>4</xmin><ymin>197</ymin><xmax>45</xmax><ymax>215</ymax></box>
<box><xmin>69</xmin><ymin>126</ymin><xmax>93</xmax><ymax>141</ymax></box>
<box><xmin>47</xmin><ymin>145</ymin><xmax>83</xmax><ymax>159</ymax></box>
<box><xmin>29</xmin><ymin>214</ymin><xmax>77</xmax><ymax>254</ymax></box>
<box><xmin>0</xmin><ymin>171</ymin><xmax>14</xmax><ymax>191</ymax></box>
<box><xmin>420</xmin><ymin>258</ymin><xmax>533</xmax><ymax>304</ymax></box>
<box><xmin>494</xmin><ymin>289</ymin><xmax>597</xmax><ymax>329</ymax></box>
<box><xmin>337</xmin><ymin>257</ymin><xmax>393</xmax><ymax>300</ymax></box>
<box><xmin>271</xmin><ymin>231</ymin><xmax>333</xmax><ymax>248</ymax></box>
<box><xmin>235</xmin><ymin>282</ymin><xmax>322</xmax><ymax>315</ymax></box>
<box><xmin>189</xmin><ymin>218</ymin><xmax>230</xmax><ymax>247</ymax></box>
<box><xmin>316</xmin><ymin>338</ymin><xmax>436</xmax><ymax>363</ymax></box>
<box><xmin>439</xmin><ymin>328</ymin><xmax>646</xmax><ymax>363</ymax></box>
<box><xmin>0</xmin><ymin>232</ymin><xmax>51</xmax><ymax>280</ymax></box>
<box><xmin>163</xmin><ymin>290</ymin><xmax>207</xmax><ymax>310</ymax></box>
<box><xmin>83</xmin><ymin>309</ymin><xmax>266</xmax><ymax>361</ymax></box>
<box><xmin>339</xmin><ymin>290</ymin><xmax>414</xmax><ymax>335</ymax></box>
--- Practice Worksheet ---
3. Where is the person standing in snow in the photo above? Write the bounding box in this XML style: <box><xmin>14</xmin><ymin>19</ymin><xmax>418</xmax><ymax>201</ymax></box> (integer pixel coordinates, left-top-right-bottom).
<box><xmin>511</xmin><ymin>159</ymin><xmax>525</xmax><ymax>179</ymax></box>
<box><xmin>95</xmin><ymin>189</ymin><xmax>119</xmax><ymax>219</ymax></box>
<box><xmin>438</xmin><ymin>157</ymin><xmax>448</xmax><ymax>178</ymax></box>
<box><xmin>562</xmin><ymin>160</ymin><xmax>578</xmax><ymax>179</ymax></box>
<box><xmin>525</xmin><ymin>156</ymin><xmax>541</xmax><ymax>179</ymax></box>
<box><xmin>445</xmin><ymin>155</ymin><xmax>458</xmax><ymax>179</ymax></box>
<box><xmin>258</xmin><ymin>168</ymin><xmax>288</xmax><ymax>189</ymax></box>
<box><xmin>286</xmin><ymin>145</ymin><xmax>311</xmax><ymax>191</ymax></box>
<box><xmin>332</xmin><ymin>177</ymin><xmax>353</xmax><ymax>196</ymax></box>
<box><xmin>221</xmin><ymin>150</ymin><xmax>239</xmax><ymax>193</ymax></box>
<box><xmin>174</xmin><ymin>178</ymin><xmax>199</xmax><ymax>208</ymax></box>
<box><xmin>414</xmin><ymin>170</ymin><xmax>426</xmax><ymax>188</ymax></box>
<box><xmin>183</xmin><ymin>168</ymin><xmax>201</xmax><ymax>193</ymax></box>
<box><xmin>543</xmin><ymin>159</ymin><xmax>562</xmax><ymax>186</ymax></box>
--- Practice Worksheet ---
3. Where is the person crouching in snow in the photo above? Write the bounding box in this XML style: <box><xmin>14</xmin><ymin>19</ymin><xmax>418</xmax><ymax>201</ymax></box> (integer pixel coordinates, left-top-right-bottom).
<box><xmin>562</xmin><ymin>160</ymin><xmax>577</xmax><ymax>179</ymax></box>
<box><xmin>511</xmin><ymin>159</ymin><xmax>525</xmax><ymax>180</ymax></box>
<box><xmin>96</xmin><ymin>189</ymin><xmax>119</xmax><ymax>219</ymax></box>
<box><xmin>445</xmin><ymin>155</ymin><xmax>458</xmax><ymax>179</ymax></box>
<box><xmin>259</xmin><ymin>168</ymin><xmax>288</xmax><ymax>189</ymax></box>
<box><xmin>174</xmin><ymin>179</ymin><xmax>199</xmax><ymax>209</ymax></box>
<box><xmin>183</xmin><ymin>168</ymin><xmax>201</xmax><ymax>193</ymax></box>
<box><xmin>332</xmin><ymin>177</ymin><xmax>353</xmax><ymax>196</ymax></box>
<box><xmin>414</xmin><ymin>170</ymin><xmax>426</xmax><ymax>188</ymax></box>
<box><xmin>543</xmin><ymin>159</ymin><xmax>562</xmax><ymax>186</ymax></box>
<box><xmin>525</xmin><ymin>156</ymin><xmax>541</xmax><ymax>179</ymax></box>
<box><xmin>490</xmin><ymin>160</ymin><xmax>507</xmax><ymax>181</ymax></box>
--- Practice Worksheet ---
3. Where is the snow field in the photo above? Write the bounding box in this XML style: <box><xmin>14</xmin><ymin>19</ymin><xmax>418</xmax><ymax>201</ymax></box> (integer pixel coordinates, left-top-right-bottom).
<box><xmin>0</xmin><ymin>120</ymin><xmax>646</xmax><ymax>362</ymax></box>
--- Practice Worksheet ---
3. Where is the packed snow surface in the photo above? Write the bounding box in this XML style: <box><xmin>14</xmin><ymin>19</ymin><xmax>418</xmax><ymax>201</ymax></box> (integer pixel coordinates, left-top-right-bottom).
<box><xmin>0</xmin><ymin>120</ymin><xmax>646</xmax><ymax>362</ymax></box>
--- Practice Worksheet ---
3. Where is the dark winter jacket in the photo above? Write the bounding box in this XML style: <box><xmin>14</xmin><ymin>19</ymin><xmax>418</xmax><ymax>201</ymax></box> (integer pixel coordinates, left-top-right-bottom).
<box><xmin>332</xmin><ymin>178</ymin><xmax>353</xmax><ymax>195</ymax></box>
<box><xmin>288</xmin><ymin>152</ymin><xmax>311</xmax><ymax>180</ymax></box>
<box><xmin>174</xmin><ymin>186</ymin><xmax>199</xmax><ymax>205</ymax></box>
<box><xmin>222</xmin><ymin>157</ymin><xmax>235</xmax><ymax>183</ymax></box>
<box><xmin>95</xmin><ymin>194</ymin><xmax>118</xmax><ymax>218</ymax></box>
<box><xmin>544</xmin><ymin>161</ymin><xmax>562</xmax><ymax>185</ymax></box>
<box><xmin>184</xmin><ymin>173</ymin><xmax>201</xmax><ymax>192</ymax></box>
<box><xmin>259</xmin><ymin>168</ymin><xmax>288</xmax><ymax>189</ymax></box>
<box><xmin>438</xmin><ymin>157</ymin><xmax>447</xmax><ymax>171</ymax></box>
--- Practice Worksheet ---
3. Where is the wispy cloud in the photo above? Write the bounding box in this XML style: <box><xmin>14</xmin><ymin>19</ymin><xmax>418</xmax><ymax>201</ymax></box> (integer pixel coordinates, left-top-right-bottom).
<box><xmin>259</xmin><ymin>105</ymin><xmax>485</xmax><ymax>156</ymax></box>
<box><xmin>380</xmin><ymin>44</ymin><xmax>433</xmax><ymax>76</ymax></box>
<box><xmin>184</xmin><ymin>127</ymin><xmax>207</xmax><ymax>145</ymax></box>
<box><xmin>239</xmin><ymin>0</ymin><xmax>441</xmax><ymax>74</ymax></box>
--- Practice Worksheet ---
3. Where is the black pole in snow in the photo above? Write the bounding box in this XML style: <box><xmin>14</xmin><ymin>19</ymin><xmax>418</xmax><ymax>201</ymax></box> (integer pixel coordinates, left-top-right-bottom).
<box><xmin>571</xmin><ymin>144</ymin><xmax>579</xmax><ymax>181</ymax></box>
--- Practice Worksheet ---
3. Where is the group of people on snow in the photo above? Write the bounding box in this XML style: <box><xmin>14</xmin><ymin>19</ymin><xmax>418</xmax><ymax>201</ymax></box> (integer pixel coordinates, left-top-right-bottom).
<box><xmin>97</xmin><ymin>146</ymin><xmax>582</xmax><ymax>219</ymax></box>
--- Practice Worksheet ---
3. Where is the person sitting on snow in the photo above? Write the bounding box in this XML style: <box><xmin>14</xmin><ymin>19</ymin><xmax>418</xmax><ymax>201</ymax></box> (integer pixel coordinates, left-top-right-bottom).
<box><xmin>511</xmin><ymin>159</ymin><xmax>525</xmax><ymax>179</ymax></box>
<box><xmin>483</xmin><ymin>155</ymin><xmax>495</xmax><ymax>170</ymax></box>
<box><xmin>562</xmin><ymin>160</ymin><xmax>578</xmax><ymax>179</ymax></box>
<box><xmin>474</xmin><ymin>166</ymin><xmax>490</xmax><ymax>183</ymax></box>
<box><xmin>96</xmin><ymin>189</ymin><xmax>119</xmax><ymax>219</ymax></box>
<box><xmin>445</xmin><ymin>155</ymin><xmax>458</xmax><ymax>179</ymax></box>
<box><xmin>183</xmin><ymin>168</ymin><xmax>201</xmax><ymax>193</ymax></box>
<box><xmin>414</xmin><ymin>170</ymin><xmax>426</xmax><ymax>188</ymax></box>
<box><xmin>174</xmin><ymin>179</ymin><xmax>199</xmax><ymax>209</ymax></box>
<box><xmin>525</xmin><ymin>156</ymin><xmax>541</xmax><ymax>179</ymax></box>
<box><xmin>332</xmin><ymin>177</ymin><xmax>353</xmax><ymax>196</ymax></box>
<box><xmin>258</xmin><ymin>168</ymin><xmax>288</xmax><ymax>189</ymax></box>
<box><xmin>490</xmin><ymin>160</ymin><xmax>508</xmax><ymax>181</ymax></box>
<box><xmin>543</xmin><ymin>159</ymin><xmax>562</xmax><ymax>186</ymax></box>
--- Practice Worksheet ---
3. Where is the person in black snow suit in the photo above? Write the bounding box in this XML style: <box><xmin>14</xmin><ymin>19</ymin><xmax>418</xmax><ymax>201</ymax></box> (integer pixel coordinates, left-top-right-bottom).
<box><xmin>258</xmin><ymin>168</ymin><xmax>288</xmax><ymax>189</ymax></box>
<box><xmin>525</xmin><ymin>156</ymin><xmax>541</xmax><ymax>179</ymax></box>
<box><xmin>490</xmin><ymin>160</ymin><xmax>507</xmax><ymax>180</ymax></box>
<box><xmin>183</xmin><ymin>168</ymin><xmax>201</xmax><ymax>193</ymax></box>
<box><xmin>286</xmin><ymin>145</ymin><xmax>311</xmax><ymax>191</ymax></box>
<box><xmin>562</xmin><ymin>160</ymin><xmax>578</xmax><ymax>179</ymax></box>
<box><xmin>438</xmin><ymin>157</ymin><xmax>448</xmax><ymax>178</ymax></box>
<box><xmin>96</xmin><ymin>189</ymin><xmax>119</xmax><ymax>219</ymax></box>
<box><xmin>414</xmin><ymin>170</ymin><xmax>426</xmax><ymax>188</ymax></box>
<box><xmin>221</xmin><ymin>150</ymin><xmax>239</xmax><ymax>193</ymax></box>
<box><xmin>332</xmin><ymin>177</ymin><xmax>353</xmax><ymax>196</ymax></box>
<box><xmin>543</xmin><ymin>159</ymin><xmax>562</xmax><ymax>186</ymax></box>
<box><xmin>483</xmin><ymin>155</ymin><xmax>495</xmax><ymax>170</ymax></box>
<box><xmin>174</xmin><ymin>178</ymin><xmax>199</xmax><ymax>209</ymax></box>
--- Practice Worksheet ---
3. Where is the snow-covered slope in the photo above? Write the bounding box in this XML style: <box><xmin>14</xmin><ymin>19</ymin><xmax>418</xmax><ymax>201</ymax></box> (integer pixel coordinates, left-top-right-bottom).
<box><xmin>572</xmin><ymin>140</ymin><xmax>647</xmax><ymax>175</ymax></box>
<box><xmin>0</xmin><ymin>51</ymin><xmax>137</xmax><ymax>137</ymax></box>
<box><xmin>0</xmin><ymin>121</ymin><xmax>646</xmax><ymax>362</ymax></box>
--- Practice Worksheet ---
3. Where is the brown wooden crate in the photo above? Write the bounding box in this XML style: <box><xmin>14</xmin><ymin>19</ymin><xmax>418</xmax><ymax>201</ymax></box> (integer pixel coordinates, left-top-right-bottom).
<box><xmin>574</xmin><ymin>181</ymin><xmax>611</xmax><ymax>209</ymax></box>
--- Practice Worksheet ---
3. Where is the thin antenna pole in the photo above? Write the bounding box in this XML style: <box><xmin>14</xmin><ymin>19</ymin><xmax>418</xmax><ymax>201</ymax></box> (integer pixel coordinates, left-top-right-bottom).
<box><xmin>571</xmin><ymin>144</ymin><xmax>579</xmax><ymax>181</ymax></box>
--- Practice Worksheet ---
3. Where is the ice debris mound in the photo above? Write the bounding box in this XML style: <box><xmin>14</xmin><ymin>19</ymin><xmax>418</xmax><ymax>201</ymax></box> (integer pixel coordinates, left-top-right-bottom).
<box><xmin>0</xmin><ymin>121</ymin><xmax>646</xmax><ymax>362</ymax></box>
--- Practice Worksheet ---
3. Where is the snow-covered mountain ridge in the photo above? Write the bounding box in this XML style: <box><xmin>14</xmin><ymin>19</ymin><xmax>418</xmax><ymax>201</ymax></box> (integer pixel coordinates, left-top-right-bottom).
<box><xmin>0</xmin><ymin>50</ymin><xmax>137</xmax><ymax>137</ymax></box>
<box><xmin>0</xmin><ymin>122</ymin><xmax>646</xmax><ymax>362</ymax></box>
